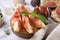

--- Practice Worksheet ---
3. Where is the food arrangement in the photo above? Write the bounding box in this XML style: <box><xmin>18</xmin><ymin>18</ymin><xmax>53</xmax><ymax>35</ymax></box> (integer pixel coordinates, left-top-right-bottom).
<box><xmin>10</xmin><ymin>4</ymin><xmax>49</xmax><ymax>39</ymax></box>
<box><xmin>9</xmin><ymin>0</ymin><xmax>60</xmax><ymax>39</ymax></box>
<box><xmin>0</xmin><ymin>0</ymin><xmax>60</xmax><ymax>40</ymax></box>
<box><xmin>31</xmin><ymin>0</ymin><xmax>40</xmax><ymax>7</ymax></box>
<box><xmin>42</xmin><ymin>0</ymin><xmax>60</xmax><ymax>23</ymax></box>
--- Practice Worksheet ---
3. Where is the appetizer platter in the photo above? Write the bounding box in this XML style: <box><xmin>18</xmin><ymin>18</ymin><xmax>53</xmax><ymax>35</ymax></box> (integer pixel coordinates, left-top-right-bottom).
<box><xmin>10</xmin><ymin>0</ymin><xmax>60</xmax><ymax>39</ymax></box>
<box><xmin>10</xmin><ymin>4</ymin><xmax>49</xmax><ymax>39</ymax></box>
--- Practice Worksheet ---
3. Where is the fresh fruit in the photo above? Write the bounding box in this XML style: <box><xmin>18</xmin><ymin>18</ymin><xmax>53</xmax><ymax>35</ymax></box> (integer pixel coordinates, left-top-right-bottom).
<box><xmin>39</xmin><ymin>6</ymin><xmax>47</xmax><ymax>12</ymax></box>
<box><xmin>36</xmin><ymin>6</ymin><xmax>41</xmax><ymax>14</ymax></box>
<box><xmin>31</xmin><ymin>0</ymin><xmax>40</xmax><ymax>7</ymax></box>
<box><xmin>56</xmin><ymin>6</ymin><xmax>60</xmax><ymax>16</ymax></box>
<box><xmin>10</xmin><ymin>4</ymin><xmax>48</xmax><ymax>39</ymax></box>
<box><xmin>45</xmin><ymin>9</ymin><xmax>49</xmax><ymax>17</ymax></box>
<box><xmin>47</xmin><ymin>2</ymin><xmax>56</xmax><ymax>7</ymax></box>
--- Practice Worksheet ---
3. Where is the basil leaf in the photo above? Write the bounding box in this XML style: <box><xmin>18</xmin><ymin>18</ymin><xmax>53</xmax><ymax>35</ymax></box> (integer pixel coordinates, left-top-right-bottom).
<box><xmin>32</xmin><ymin>8</ymin><xmax>37</xmax><ymax>16</ymax></box>
<box><xmin>37</xmin><ymin>14</ymin><xmax>49</xmax><ymax>24</ymax></box>
<box><xmin>32</xmin><ymin>8</ymin><xmax>49</xmax><ymax>24</ymax></box>
<box><xmin>33</xmin><ymin>8</ymin><xmax>37</xmax><ymax>14</ymax></box>
<box><xmin>20</xmin><ymin>11</ymin><xmax>31</xmax><ymax>15</ymax></box>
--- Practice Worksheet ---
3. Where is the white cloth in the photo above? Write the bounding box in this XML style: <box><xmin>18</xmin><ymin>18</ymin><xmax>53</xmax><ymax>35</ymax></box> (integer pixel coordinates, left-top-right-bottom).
<box><xmin>46</xmin><ymin>24</ymin><xmax>60</xmax><ymax>40</ymax></box>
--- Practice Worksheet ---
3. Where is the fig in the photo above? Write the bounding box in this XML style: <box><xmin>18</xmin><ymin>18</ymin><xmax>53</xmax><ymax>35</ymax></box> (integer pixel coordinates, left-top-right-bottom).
<box><xmin>47</xmin><ymin>2</ymin><xmax>56</xmax><ymax>7</ymax></box>
<box><xmin>45</xmin><ymin>9</ymin><xmax>49</xmax><ymax>17</ymax></box>
<box><xmin>31</xmin><ymin>0</ymin><xmax>40</xmax><ymax>7</ymax></box>
<box><xmin>46</xmin><ymin>2</ymin><xmax>57</xmax><ymax>10</ymax></box>
<box><xmin>56</xmin><ymin>6</ymin><xmax>60</xmax><ymax>16</ymax></box>
<box><xmin>36</xmin><ymin>7</ymin><xmax>41</xmax><ymax>14</ymax></box>
<box><xmin>39</xmin><ymin>6</ymin><xmax>47</xmax><ymax>12</ymax></box>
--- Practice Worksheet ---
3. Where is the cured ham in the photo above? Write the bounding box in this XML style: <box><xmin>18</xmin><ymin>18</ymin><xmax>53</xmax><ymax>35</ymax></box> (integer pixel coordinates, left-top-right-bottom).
<box><xmin>22</xmin><ymin>15</ymin><xmax>33</xmax><ymax>33</ymax></box>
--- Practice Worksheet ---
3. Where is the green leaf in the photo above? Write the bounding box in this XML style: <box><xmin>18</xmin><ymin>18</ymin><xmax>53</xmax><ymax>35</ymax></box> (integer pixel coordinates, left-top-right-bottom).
<box><xmin>33</xmin><ymin>8</ymin><xmax>37</xmax><ymax>14</ymax></box>
<box><xmin>37</xmin><ymin>14</ymin><xmax>49</xmax><ymax>24</ymax></box>
<box><xmin>20</xmin><ymin>11</ymin><xmax>31</xmax><ymax>15</ymax></box>
<box><xmin>32</xmin><ymin>8</ymin><xmax>37</xmax><ymax>16</ymax></box>
<box><xmin>32</xmin><ymin>8</ymin><xmax>49</xmax><ymax>24</ymax></box>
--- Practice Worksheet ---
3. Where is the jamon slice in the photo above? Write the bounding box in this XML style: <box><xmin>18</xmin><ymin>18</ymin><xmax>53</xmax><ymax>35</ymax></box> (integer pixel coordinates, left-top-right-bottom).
<box><xmin>10</xmin><ymin>10</ymin><xmax>22</xmax><ymax>32</ymax></box>
<box><xmin>22</xmin><ymin>15</ymin><xmax>33</xmax><ymax>33</ymax></box>
<box><xmin>24</xmin><ymin>5</ymin><xmax>32</xmax><ymax>12</ymax></box>
<box><xmin>13</xmin><ymin>21</ymin><xmax>20</xmax><ymax>32</ymax></box>
<box><xmin>29</xmin><ymin>17</ymin><xmax>45</xmax><ymax>28</ymax></box>
<box><xmin>16</xmin><ymin>4</ymin><xmax>25</xmax><ymax>12</ymax></box>
<box><xmin>16</xmin><ymin>4</ymin><xmax>32</xmax><ymax>13</ymax></box>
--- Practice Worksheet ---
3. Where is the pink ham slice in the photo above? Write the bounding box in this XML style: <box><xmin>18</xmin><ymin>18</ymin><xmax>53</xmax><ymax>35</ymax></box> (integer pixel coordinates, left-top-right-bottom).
<box><xmin>15</xmin><ymin>5</ymin><xmax>33</xmax><ymax>33</ymax></box>
<box><xmin>22</xmin><ymin>15</ymin><xmax>33</xmax><ymax>33</ymax></box>
<box><xmin>10</xmin><ymin>10</ymin><xmax>22</xmax><ymax>32</ymax></box>
<box><xmin>16</xmin><ymin>5</ymin><xmax>32</xmax><ymax>13</ymax></box>
<box><xmin>29</xmin><ymin>17</ymin><xmax>45</xmax><ymax>28</ymax></box>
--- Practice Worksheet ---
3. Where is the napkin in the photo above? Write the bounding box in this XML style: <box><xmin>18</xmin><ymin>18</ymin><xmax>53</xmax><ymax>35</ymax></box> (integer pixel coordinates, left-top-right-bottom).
<box><xmin>30</xmin><ymin>29</ymin><xmax>46</xmax><ymax>40</ymax></box>
<box><xmin>46</xmin><ymin>24</ymin><xmax>60</xmax><ymax>40</ymax></box>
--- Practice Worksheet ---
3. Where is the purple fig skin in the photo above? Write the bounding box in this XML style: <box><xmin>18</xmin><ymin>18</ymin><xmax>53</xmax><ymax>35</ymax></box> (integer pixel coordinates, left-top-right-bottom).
<box><xmin>31</xmin><ymin>0</ymin><xmax>40</xmax><ymax>7</ymax></box>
